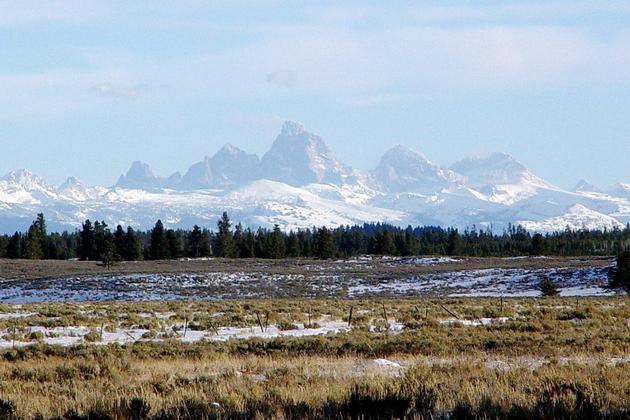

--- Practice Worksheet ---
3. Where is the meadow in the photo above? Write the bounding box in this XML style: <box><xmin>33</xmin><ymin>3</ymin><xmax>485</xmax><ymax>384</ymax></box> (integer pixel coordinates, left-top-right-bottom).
<box><xmin>0</xmin><ymin>297</ymin><xmax>627</xmax><ymax>418</ymax></box>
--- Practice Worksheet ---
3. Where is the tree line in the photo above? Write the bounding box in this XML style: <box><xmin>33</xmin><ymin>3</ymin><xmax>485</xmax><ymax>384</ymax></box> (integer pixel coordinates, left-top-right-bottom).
<box><xmin>1</xmin><ymin>212</ymin><xmax>630</xmax><ymax>262</ymax></box>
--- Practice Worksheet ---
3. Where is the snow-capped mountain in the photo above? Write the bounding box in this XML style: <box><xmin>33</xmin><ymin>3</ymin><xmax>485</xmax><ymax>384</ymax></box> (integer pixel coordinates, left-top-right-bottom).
<box><xmin>180</xmin><ymin>144</ymin><xmax>259</xmax><ymax>190</ymax></box>
<box><xmin>371</xmin><ymin>145</ymin><xmax>463</xmax><ymax>193</ymax></box>
<box><xmin>1</xmin><ymin>121</ymin><xmax>629</xmax><ymax>233</ymax></box>
<box><xmin>259</xmin><ymin>121</ymin><xmax>357</xmax><ymax>186</ymax></box>
<box><xmin>451</xmin><ymin>153</ymin><xmax>560</xmax><ymax>205</ymax></box>
<box><xmin>58</xmin><ymin>177</ymin><xmax>108</xmax><ymax>202</ymax></box>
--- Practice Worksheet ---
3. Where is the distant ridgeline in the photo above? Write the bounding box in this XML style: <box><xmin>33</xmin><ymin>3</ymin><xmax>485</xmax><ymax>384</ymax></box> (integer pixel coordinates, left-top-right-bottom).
<box><xmin>1</xmin><ymin>213</ymin><xmax>629</xmax><ymax>261</ymax></box>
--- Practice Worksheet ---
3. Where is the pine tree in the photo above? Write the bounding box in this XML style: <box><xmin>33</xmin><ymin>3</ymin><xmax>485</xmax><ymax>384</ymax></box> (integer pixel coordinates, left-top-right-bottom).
<box><xmin>24</xmin><ymin>218</ymin><xmax>44</xmax><ymax>259</ymax></box>
<box><xmin>286</xmin><ymin>231</ymin><xmax>300</xmax><ymax>257</ymax></box>
<box><xmin>314</xmin><ymin>227</ymin><xmax>335</xmax><ymax>259</ymax></box>
<box><xmin>608</xmin><ymin>250</ymin><xmax>630</xmax><ymax>293</ymax></box>
<box><xmin>199</xmin><ymin>229</ymin><xmax>212</xmax><ymax>257</ymax></box>
<box><xmin>375</xmin><ymin>230</ymin><xmax>396</xmax><ymax>255</ymax></box>
<box><xmin>124</xmin><ymin>227</ymin><xmax>142</xmax><ymax>261</ymax></box>
<box><xmin>214</xmin><ymin>212</ymin><xmax>236</xmax><ymax>258</ymax></box>
<box><xmin>166</xmin><ymin>229</ymin><xmax>180</xmax><ymax>259</ymax></box>
<box><xmin>187</xmin><ymin>225</ymin><xmax>203</xmax><ymax>258</ymax></box>
<box><xmin>267</xmin><ymin>225</ymin><xmax>286</xmax><ymax>259</ymax></box>
<box><xmin>446</xmin><ymin>229</ymin><xmax>463</xmax><ymax>256</ymax></box>
<box><xmin>6</xmin><ymin>232</ymin><xmax>22</xmax><ymax>259</ymax></box>
<box><xmin>79</xmin><ymin>220</ymin><xmax>96</xmax><ymax>260</ymax></box>
<box><xmin>149</xmin><ymin>220</ymin><xmax>168</xmax><ymax>260</ymax></box>
<box><xmin>531</xmin><ymin>233</ymin><xmax>547</xmax><ymax>256</ymax></box>
<box><xmin>94</xmin><ymin>221</ymin><xmax>114</xmax><ymax>260</ymax></box>
<box><xmin>113</xmin><ymin>225</ymin><xmax>126</xmax><ymax>259</ymax></box>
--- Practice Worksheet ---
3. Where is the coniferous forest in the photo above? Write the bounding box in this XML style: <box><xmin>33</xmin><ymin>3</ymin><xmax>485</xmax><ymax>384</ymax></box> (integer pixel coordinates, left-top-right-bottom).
<box><xmin>0</xmin><ymin>212</ymin><xmax>629</xmax><ymax>262</ymax></box>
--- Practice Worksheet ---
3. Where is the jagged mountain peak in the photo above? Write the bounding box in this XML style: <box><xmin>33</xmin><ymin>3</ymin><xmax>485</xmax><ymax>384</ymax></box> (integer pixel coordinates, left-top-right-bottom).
<box><xmin>450</xmin><ymin>152</ymin><xmax>545</xmax><ymax>188</ymax></box>
<box><xmin>372</xmin><ymin>145</ymin><xmax>463</xmax><ymax>193</ymax></box>
<box><xmin>259</xmin><ymin>121</ymin><xmax>352</xmax><ymax>186</ymax></box>
<box><xmin>116</xmin><ymin>161</ymin><xmax>163</xmax><ymax>189</ymax></box>
<box><xmin>280</xmin><ymin>120</ymin><xmax>306</xmax><ymax>136</ymax></box>
<box><xmin>1</xmin><ymin>169</ymin><xmax>50</xmax><ymax>190</ymax></box>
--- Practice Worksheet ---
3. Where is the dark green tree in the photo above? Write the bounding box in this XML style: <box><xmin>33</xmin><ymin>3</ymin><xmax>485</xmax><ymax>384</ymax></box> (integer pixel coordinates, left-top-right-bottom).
<box><xmin>446</xmin><ymin>229</ymin><xmax>463</xmax><ymax>256</ymax></box>
<box><xmin>166</xmin><ymin>229</ymin><xmax>181</xmax><ymax>259</ymax></box>
<box><xmin>286</xmin><ymin>231</ymin><xmax>300</xmax><ymax>257</ymax></box>
<box><xmin>186</xmin><ymin>225</ymin><xmax>203</xmax><ymax>258</ymax></box>
<box><xmin>608</xmin><ymin>250</ymin><xmax>630</xmax><ymax>293</ymax></box>
<box><xmin>24</xmin><ymin>217</ymin><xmax>44</xmax><ymax>259</ymax></box>
<box><xmin>314</xmin><ymin>227</ymin><xmax>335</xmax><ymax>259</ymax></box>
<box><xmin>267</xmin><ymin>225</ymin><xmax>286</xmax><ymax>259</ymax></box>
<box><xmin>6</xmin><ymin>232</ymin><xmax>22</xmax><ymax>259</ymax></box>
<box><xmin>113</xmin><ymin>225</ymin><xmax>126</xmax><ymax>259</ymax></box>
<box><xmin>79</xmin><ymin>219</ymin><xmax>96</xmax><ymax>261</ymax></box>
<box><xmin>531</xmin><ymin>233</ymin><xmax>547</xmax><ymax>256</ymax></box>
<box><xmin>124</xmin><ymin>227</ymin><xmax>142</xmax><ymax>261</ymax></box>
<box><xmin>149</xmin><ymin>220</ymin><xmax>168</xmax><ymax>260</ymax></box>
<box><xmin>214</xmin><ymin>212</ymin><xmax>236</xmax><ymax>258</ymax></box>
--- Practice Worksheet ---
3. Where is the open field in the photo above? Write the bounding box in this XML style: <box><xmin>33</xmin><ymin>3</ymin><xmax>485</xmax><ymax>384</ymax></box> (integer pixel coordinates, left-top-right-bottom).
<box><xmin>0</xmin><ymin>256</ymin><xmax>616</xmax><ymax>302</ymax></box>
<box><xmin>0</xmin><ymin>297</ymin><xmax>626</xmax><ymax>418</ymax></box>
<box><xmin>0</xmin><ymin>257</ymin><xmax>627</xmax><ymax>418</ymax></box>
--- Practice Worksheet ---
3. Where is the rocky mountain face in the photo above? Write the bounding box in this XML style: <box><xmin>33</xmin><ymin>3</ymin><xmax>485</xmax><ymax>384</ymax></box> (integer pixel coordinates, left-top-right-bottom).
<box><xmin>1</xmin><ymin>121</ymin><xmax>629</xmax><ymax>232</ymax></box>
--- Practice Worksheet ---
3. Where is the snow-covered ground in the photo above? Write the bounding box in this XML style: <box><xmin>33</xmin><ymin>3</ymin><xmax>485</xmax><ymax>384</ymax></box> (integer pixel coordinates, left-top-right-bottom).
<box><xmin>0</xmin><ymin>264</ymin><xmax>614</xmax><ymax>303</ymax></box>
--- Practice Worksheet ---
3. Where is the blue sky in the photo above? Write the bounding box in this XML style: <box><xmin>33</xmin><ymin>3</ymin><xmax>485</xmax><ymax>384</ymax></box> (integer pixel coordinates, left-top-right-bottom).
<box><xmin>1</xmin><ymin>1</ymin><xmax>629</xmax><ymax>189</ymax></box>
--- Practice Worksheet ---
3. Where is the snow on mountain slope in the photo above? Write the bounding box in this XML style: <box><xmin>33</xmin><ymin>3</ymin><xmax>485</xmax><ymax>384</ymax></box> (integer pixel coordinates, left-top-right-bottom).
<box><xmin>58</xmin><ymin>177</ymin><xmax>108</xmax><ymax>202</ymax></box>
<box><xmin>518</xmin><ymin>204</ymin><xmax>625</xmax><ymax>232</ymax></box>
<box><xmin>451</xmin><ymin>153</ymin><xmax>558</xmax><ymax>205</ymax></box>
<box><xmin>0</xmin><ymin>170</ymin><xmax>58</xmax><ymax>205</ymax></box>
<box><xmin>371</xmin><ymin>145</ymin><xmax>464</xmax><ymax>193</ymax></box>
<box><xmin>180</xmin><ymin>143</ymin><xmax>259</xmax><ymax>190</ymax></box>
<box><xmin>259</xmin><ymin>121</ymin><xmax>356</xmax><ymax>186</ymax></box>
<box><xmin>1</xmin><ymin>122</ymin><xmax>629</xmax><ymax>233</ymax></box>
<box><xmin>224</xmin><ymin>180</ymin><xmax>405</xmax><ymax>230</ymax></box>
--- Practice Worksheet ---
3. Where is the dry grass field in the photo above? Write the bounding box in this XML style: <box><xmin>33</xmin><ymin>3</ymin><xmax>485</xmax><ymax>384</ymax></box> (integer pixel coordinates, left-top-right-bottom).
<box><xmin>0</xmin><ymin>296</ymin><xmax>626</xmax><ymax>418</ymax></box>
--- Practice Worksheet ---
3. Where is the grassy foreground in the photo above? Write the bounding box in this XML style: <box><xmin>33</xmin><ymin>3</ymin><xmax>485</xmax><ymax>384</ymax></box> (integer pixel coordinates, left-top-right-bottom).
<box><xmin>0</xmin><ymin>297</ymin><xmax>628</xmax><ymax>419</ymax></box>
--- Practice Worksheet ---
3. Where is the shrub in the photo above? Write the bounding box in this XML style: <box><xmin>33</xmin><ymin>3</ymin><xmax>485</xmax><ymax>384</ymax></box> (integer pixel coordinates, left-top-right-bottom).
<box><xmin>539</xmin><ymin>278</ymin><xmax>559</xmax><ymax>297</ymax></box>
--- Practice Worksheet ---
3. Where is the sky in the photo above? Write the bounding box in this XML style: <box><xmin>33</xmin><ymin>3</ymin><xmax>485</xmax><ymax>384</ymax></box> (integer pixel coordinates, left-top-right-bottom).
<box><xmin>1</xmin><ymin>0</ymin><xmax>629</xmax><ymax>189</ymax></box>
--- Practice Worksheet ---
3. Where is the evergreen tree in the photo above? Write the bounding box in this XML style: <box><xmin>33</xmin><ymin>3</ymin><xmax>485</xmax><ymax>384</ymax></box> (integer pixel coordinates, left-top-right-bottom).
<box><xmin>214</xmin><ymin>212</ymin><xmax>236</xmax><ymax>258</ymax></box>
<box><xmin>286</xmin><ymin>231</ymin><xmax>300</xmax><ymax>257</ymax></box>
<box><xmin>239</xmin><ymin>228</ymin><xmax>255</xmax><ymax>258</ymax></box>
<box><xmin>6</xmin><ymin>232</ymin><xmax>22</xmax><ymax>259</ymax></box>
<box><xmin>24</xmin><ymin>218</ymin><xmax>44</xmax><ymax>259</ymax></box>
<box><xmin>166</xmin><ymin>229</ymin><xmax>181</xmax><ymax>259</ymax></box>
<box><xmin>199</xmin><ymin>229</ymin><xmax>212</xmax><ymax>257</ymax></box>
<box><xmin>187</xmin><ymin>225</ymin><xmax>203</xmax><ymax>258</ymax></box>
<box><xmin>531</xmin><ymin>233</ymin><xmax>547</xmax><ymax>256</ymax></box>
<box><xmin>446</xmin><ymin>229</ymin><xmax>463</xmax><ymax>256</ymax></box>
<box><xmin>94</xmin><ymin>221</ymin><xmax>114</xmax><ymax>260</ymax></box>
<box><xmin>113</xmin><ymin>225</ymin><xmax>126</xmax><ymax>259</ymax></box>
<box><xmin>267</xmin><ymin>225</ymin><xmax>286</xmax><ymax>259</ymax></box>
<box><xmin>375</xmin><ymin>230</ymin><xmax>396</xmax><ymax>255</ymax></box>
<box><xmin>149</xmin><ymin>220</ymin><xmax>168</xmax><ymax>260</ymax></box>
<box><xmin>124</xmin><ymin>227</ymin><xmax>142</xmax><ymax>261</ymax></box>
<box><xmin>608</xmin><ymin>250</ymin><xmax>630</xmax><ymax>293</ymax></box>
<box><xmin>79</xmin><ymin>220</ymin><xmax>95</xmax><ymax>261</ymax></box>
<box><xmin>314</xmin><ymin>227</ymin><xmax>335</xmax><ymax>259</ymax></box>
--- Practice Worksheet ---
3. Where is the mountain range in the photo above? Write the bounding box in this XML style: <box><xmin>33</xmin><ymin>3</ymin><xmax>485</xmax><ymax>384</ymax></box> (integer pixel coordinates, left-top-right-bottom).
<box><xmin>1</xmin><ymin>121</ymin><xmax>629</xmax><ymax>233</ymax></box>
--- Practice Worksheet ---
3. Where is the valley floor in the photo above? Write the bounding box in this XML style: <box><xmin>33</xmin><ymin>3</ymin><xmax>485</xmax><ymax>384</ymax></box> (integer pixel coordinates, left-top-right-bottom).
<box><xmin>0</xmin><ymin>255</ymin><xmax>616</xmax><ymax>303</ymax></box>
<box><xmin>0</xmin><ymin>297</ymin><xmax>627</xmax><ymax>418</ymax></box>
<box><xmin>0</xmin><ymin>257</ymin><xmax>627</xmax><ymax>418</ymax></box>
